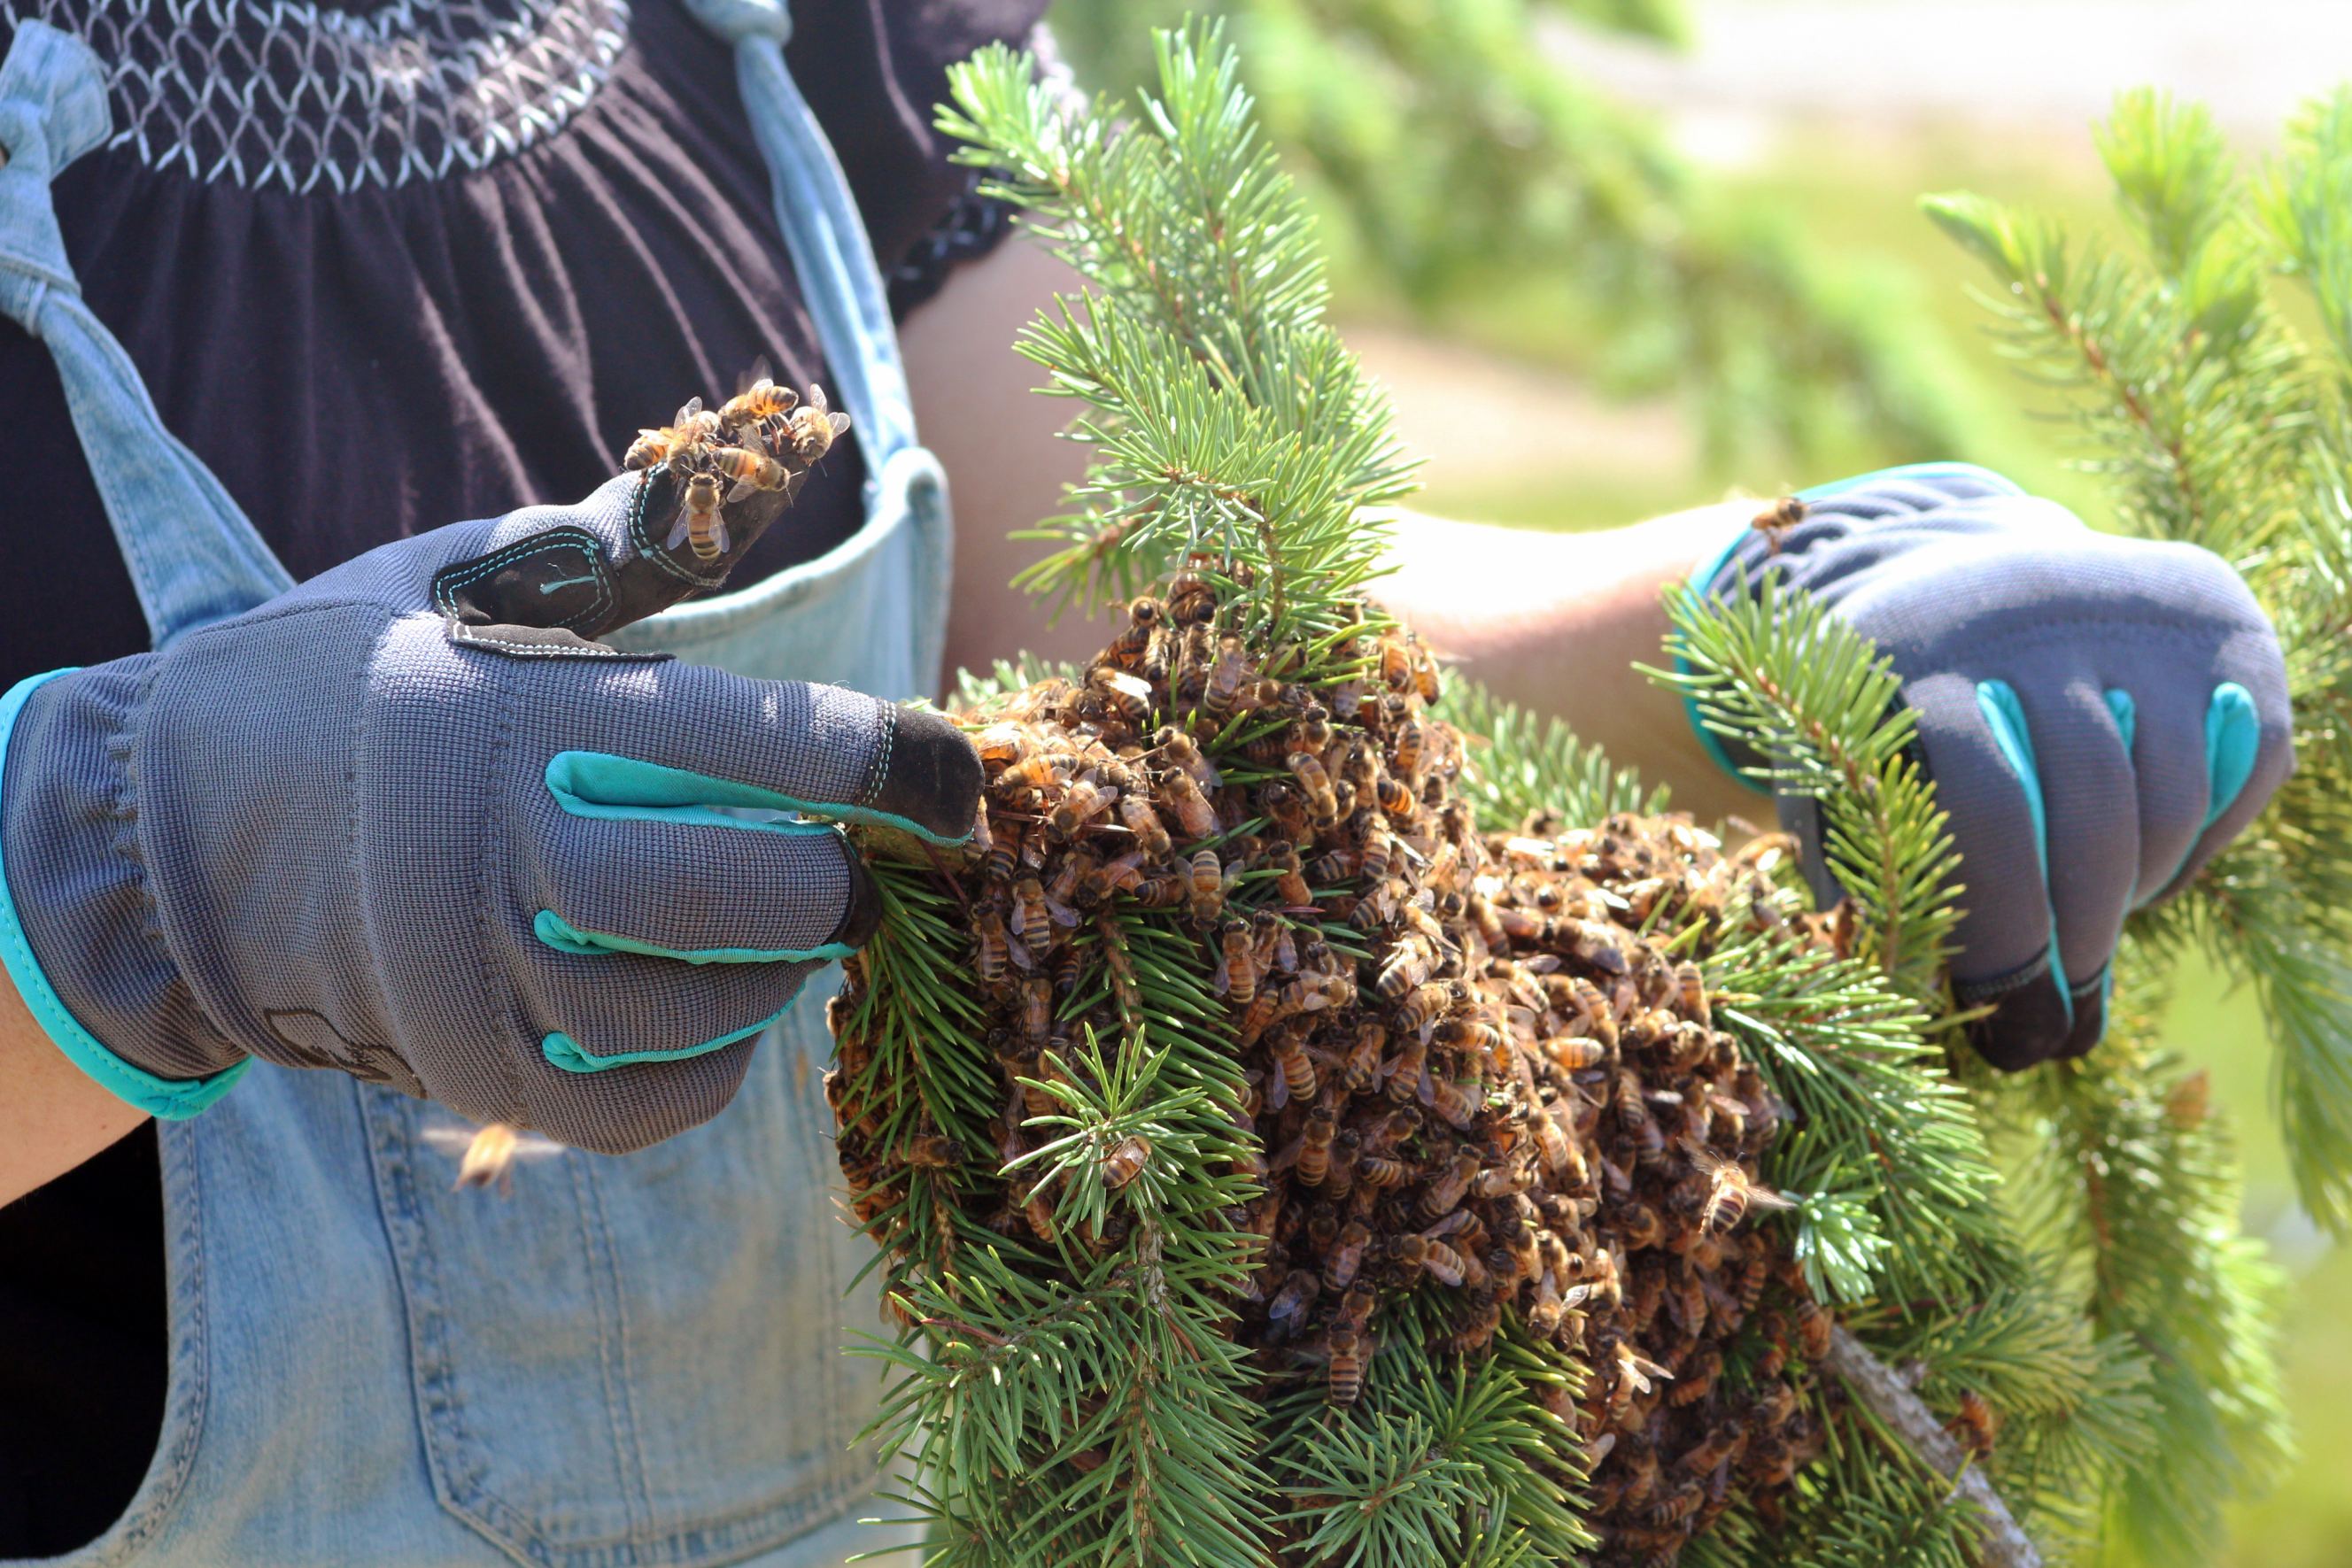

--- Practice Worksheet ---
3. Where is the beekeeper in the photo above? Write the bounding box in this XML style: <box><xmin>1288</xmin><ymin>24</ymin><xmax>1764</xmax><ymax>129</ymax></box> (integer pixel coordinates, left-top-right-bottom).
<box><xmin>0</xmin><ymin>0</ymin><xmax>2289</xmax><ymax>1563</ymax></box>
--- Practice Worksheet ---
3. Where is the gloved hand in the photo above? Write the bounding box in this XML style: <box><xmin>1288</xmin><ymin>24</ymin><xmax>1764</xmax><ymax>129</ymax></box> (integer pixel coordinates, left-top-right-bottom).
<box><xmin>0</xmin><ymin>468</ymin><xmax>979</xmax><ymax>1153</ymax></box>
<box><xmin>1696</xmin><ymin>463</ymin><xmax>2292</xmax><ymax>1068</ymax></box>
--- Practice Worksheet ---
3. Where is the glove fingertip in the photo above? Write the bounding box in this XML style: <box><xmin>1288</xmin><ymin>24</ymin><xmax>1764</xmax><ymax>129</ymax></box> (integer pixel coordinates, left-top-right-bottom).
<box><xmin>870</xmin><ymin>707</ymin><xmax>983</xmax><ymax>844</ymax></box>
<box><xmin>1958</xmin><ymin>960</ymin><xmax>2076</xmax><ymax>1071</ymax></box>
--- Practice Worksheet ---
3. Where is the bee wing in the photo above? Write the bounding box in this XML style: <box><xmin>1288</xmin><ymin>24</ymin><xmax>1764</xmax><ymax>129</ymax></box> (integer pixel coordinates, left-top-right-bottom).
<box><xmin>726</xmin><ymin>477</ymin><xmax>758</xmax><ymax>505</ymax></box>
<box><xmin>804</xmin><ymin>384</ymin><xmax>828</xmax><ymax>413</ymax></box>
<box><xmin>1747</xmin><ymin>1185</ymin><xmax>1800</xmax><ymax>1214</ymax></box>
<box><xmin>675</xmin><ymin>397</ymin><xmax>703</xmax><ymax>422</ymax></box>
<box><xmin>665</xmin><ymin>514</ymin><xmax>692</xmax><ymax>551</ymax></box>
<box><xmin>735</xmin><ymin>356</ymin><xmax>772</xmax><ymax>396</ymax></box>
<box><xmin>422</xmin><ymin>1122</ymin><xmax>566</xmax><ymax>1160</ymax></box>
<box><xmin>826</xmin><ymin>411</ymin><xmax>851</xmax><ymax>436</ymax></box>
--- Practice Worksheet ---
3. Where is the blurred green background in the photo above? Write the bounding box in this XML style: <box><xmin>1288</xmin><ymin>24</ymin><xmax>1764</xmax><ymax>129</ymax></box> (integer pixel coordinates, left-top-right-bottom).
<box><xmin>1044</xmin><ymin>2</ymin><xmax>2352</xmax><ymax>1559</ymax></box>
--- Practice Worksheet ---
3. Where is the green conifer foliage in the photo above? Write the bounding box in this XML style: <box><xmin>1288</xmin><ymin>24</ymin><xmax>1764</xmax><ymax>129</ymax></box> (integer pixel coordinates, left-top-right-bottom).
<box><xmin>827</xmin><ymin>35</ymin><xmax>2345</xmax><ymax>1567</ymax></box>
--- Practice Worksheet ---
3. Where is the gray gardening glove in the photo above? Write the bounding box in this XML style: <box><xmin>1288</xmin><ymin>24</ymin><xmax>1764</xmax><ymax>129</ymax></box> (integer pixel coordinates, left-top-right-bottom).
<box><xmin>1697</xmin><ymin>463</ymin><xmax>2292</xmax><ymax>1069</ymax></box>
<box><xmin>0</xmin><ymin>470</ymin><xmax>979</xmax><ymax>1153</ymax></box>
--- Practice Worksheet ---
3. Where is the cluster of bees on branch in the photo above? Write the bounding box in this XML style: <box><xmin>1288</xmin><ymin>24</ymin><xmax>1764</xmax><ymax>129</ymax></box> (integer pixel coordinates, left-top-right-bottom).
<box><xmin>621</xmin><ymin>376</ymin><xmax>849</xmax><ymax>561</ymax></box>
<box><xmin>828</xmin><ymin>572</ymin><xmax>1842</xmax><ymax>1566</ymax></box>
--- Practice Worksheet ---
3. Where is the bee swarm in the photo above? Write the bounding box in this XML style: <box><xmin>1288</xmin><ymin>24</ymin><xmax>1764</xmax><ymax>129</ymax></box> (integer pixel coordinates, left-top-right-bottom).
<box><xmin>828</xmin><ymin>580</ymin><xmax>1833</xmax><ymax>1565</ymax></box>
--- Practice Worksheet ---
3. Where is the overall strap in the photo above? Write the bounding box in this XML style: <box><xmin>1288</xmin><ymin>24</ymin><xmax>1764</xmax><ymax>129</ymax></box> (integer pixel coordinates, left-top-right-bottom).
<box><xmin>0</xmin><ymin>22</ymin><xmax>296</xmax><ymax>649</ymax></box>
<box><xmin>678</xmin><ymin>0</ymin><xmax>919</xmax><ymax>472</ymax></box>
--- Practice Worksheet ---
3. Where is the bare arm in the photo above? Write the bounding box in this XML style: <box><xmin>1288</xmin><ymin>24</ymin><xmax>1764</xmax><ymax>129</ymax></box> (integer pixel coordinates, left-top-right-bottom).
<box><xmin>0</xmin><ymin>967</ymin><xmax>148</xmax><ymax>1208</ymax></box>
<box><xmin>903</xmin><ymin>237</ymin><xmax>1764</xmax><ymax>823</ymax></box>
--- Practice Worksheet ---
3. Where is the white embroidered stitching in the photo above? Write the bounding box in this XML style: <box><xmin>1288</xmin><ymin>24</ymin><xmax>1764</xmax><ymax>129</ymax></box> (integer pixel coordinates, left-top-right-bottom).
<box><xmin>3</xmin><ymin>0</ymin><xmax>630</xmax><ymax>192</ymax></box>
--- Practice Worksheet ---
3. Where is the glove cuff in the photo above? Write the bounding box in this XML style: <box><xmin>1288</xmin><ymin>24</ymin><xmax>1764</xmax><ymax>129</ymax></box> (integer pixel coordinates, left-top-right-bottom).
<box><xmin>0</xmin><ymin>665</ymin><xmax>249</xmax><ymax>1116</ymax></box>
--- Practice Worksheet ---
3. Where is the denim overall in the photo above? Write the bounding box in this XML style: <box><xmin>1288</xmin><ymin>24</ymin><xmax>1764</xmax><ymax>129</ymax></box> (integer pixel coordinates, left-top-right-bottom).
<box><xmin>0</xmin><ymin>4</ymin><xmax>948</xmax><ymax>1562</ymax></box>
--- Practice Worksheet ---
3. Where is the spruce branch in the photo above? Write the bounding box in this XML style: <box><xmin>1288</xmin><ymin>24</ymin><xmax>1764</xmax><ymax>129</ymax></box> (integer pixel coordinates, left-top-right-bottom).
<box><xmin>1823</xmin><ymin>1326</ymin><xmax>2045</xmax><ymax>1568</ymax></box>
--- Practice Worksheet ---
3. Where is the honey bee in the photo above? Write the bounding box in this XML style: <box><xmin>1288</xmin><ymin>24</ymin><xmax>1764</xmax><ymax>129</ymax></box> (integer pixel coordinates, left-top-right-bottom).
<box><xmin>1609</xmin><ymin>1343</ymin><xmax>1675</xmax><ymax>1418</ymax></box>
<box><xmin>1269</xmin><ymin>841</ymin><xmax>1313</xmax><ymax>906</ymax></box>
<box><xmin>1118</xmin><ymin>793</ymin><xmax>1171</xmax><ymax>858</ymax></box>
<box><xmin>1356</xmin><ymin>1154</ymin><xmax>1411</xmax><ymax>1189</ymax></box>
<box><xmin>1103</xmin><ymin>598</ymin><xmax>1163</xmax><ymax>667</ymax></box>
<box><xmin>1947</xmin><ymin>1389</ymin><xmax>2000</xmax><ymax>1456</ymax></box>
<box><xmin>706</xmin><ymin>443</ymin><xmax>793</xmax><ymax>498</ymax></box>
<box><xmin>1011</xmin><ymin>877</ymin><xmax>1053</xmax><ymax>966</ymax></box>
<box><xmin>1394</xmin><ymin>980</ymin><xmax>1459</xmax><ymax>1037</ymax></box>
<box><xmin>1373</xmin><ymin>773</ymin><xmax>1416</xmax><ymax>818</ymax></box>
<box><xmin>1090</xmin><ymin>666</ymin><xmax>1155</xmax><ymax>729</ymax></box>
<box><xmin>1324</xmin><ymin>1326</ymin><xmax>1366</xmax><ymax>1407</ymax></box>
<box><xmin>1751</xmin><ymin>493</ymin><xmax>1807</xmax><ymax>553</ymax></box>
<box><xmin>1376</xmin><ymin>934</ymin><xmax>1436</xmax><ymax>1000</ymax></box>
<box><xmin>1322</xmin><ymin>1217</ymin><xmax>1372</xmax><ymax>1291</ymax></box>
<box><xmin>1296</xmin><ymin>1105</ymin><xmax>1337</xmax><ymax>1185</ymax></box>
<box><xmin>1793</xmin><ymin>1297</ymin><xmax>1833</xmax><ymax>1361</ymax></box>
<box><xmin>666</xmin><ymin>472</ymin><xmax>730</xmax><ymax>561</ymax></box>
<box><xmin>1152</xmin><ymin>726</ymin><xmax>1221</xmax><ymax>789</ymax></box>
<box><xmin>718</xmin><ymin>375</ymin><xmax>796</xmax><ymax>431</ymax></box>
<box><xmin>1340</xmin><ymin>1021</ymin><xmax>1386</xmax><ymax>1093</ymax></box>
<box><xmin>1164</xmin><ymin>772</ymin><xmax>1219</xmax><ymax>841</ymax></box>
<box><xmin>1647</xmin><ymin>1485</ymin><xmax>1705</xmax><ymax>1530</ymax></box>
<box><xmin>1428</xmin><ymin>1077</ymin><xmax>1483</xmax><ymax>1129</ymax></box>
<box><xmin>1434</xmin><ymin>1013</ymin><xmax>1505</xmax><ymax>1062</ymax></box>
<box><xmin>1203</xmin><ymin>635</ymin><xmax>1252</xmax><ymax>719</ymax></box>
<box><xmin>1049</xmin><ymin>777</ymin><xmax>1118</xmax><ymax>842</ymax></box>
<box><xmin>1693</xmin><ymin>1147</ymin><xmax>1794</xmax><ymax>1232</ymax></box>
<box><xmin>1673</xmin><ymin>960</ymin><xmax>1711</xmax><ymax>1027</ymax></box>
<box><xmin>782</xmin><ymin>383</ymin><xmax>850</xmax><ymax>465</ymax></box>
<box><xmin>1216</xmin><ymin>917</ymin><xmax>1257</xmax><ymax>1004</ymax></box>
<box><xmin>1188</xmin><ymin>847</ymin><xmax>1226</xmax><ymax>923</ymax></box>
<box><xmin>1157</xmin><ymin>569</ymin><xmax>1212</xmax><ymax>625</ymax></box>
<box><xmin>973</xmin><ymin>908</ymin><xmax>1011</xmax><ymax>984</ymax></box>
<box><xmin>424</xmin><ymin>1120</ymin><xmax>564</xmax><ymax>1195</ymax></box>
<box><xmin>1000</xmin><ymin>751</ymin><xmax>1075</xmax><ymax>796</ymax></box>
<box><xmin>1420</xmin><ymin>1150</ymin><xmax>1479</xmax><ymax>1218</ymax></box>
<box><xmin>1267</xmin><ymin>1267</ymin><xmax>1321</xmax><ymax>1329</ymax></box>
<box><xmin>1269</xmin><ymin>1030</ymin><xmax>1319</xmax><ymax>1106</ymax></box>
<box><xmin>623</xmin><ymin>397</ymin><xmax>723</xmax><ymax>470</ymax></box>
<box><xmin>898</xmin><ymin>1132</ymin><xmax>963</xmax><ymax>1169</ymax></box>
<box><xmin>1418</xmin><ymin>1237</ymin><xmax>1470</xmax><ymax>1287</ymax></box>
<box><xmin>1017</xmin><ymin>977</ymin><xmax>1052</xmax><ymax>1047</ymax></box>
<box><xmin>1100</xmin><ymin>1134</ymin><xmax>1150</xmax><ymax>1191</ymax></box>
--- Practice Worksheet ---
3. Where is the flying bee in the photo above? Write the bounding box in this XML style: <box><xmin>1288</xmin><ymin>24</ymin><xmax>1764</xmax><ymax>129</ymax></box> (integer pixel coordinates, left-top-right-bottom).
<box><xmin>666</xmin><ymin>472</ymin><xmax>729</xmax><ymax>561</ymax></box>
<box><xmin>1947</xmin><ymin>1390</ymin><xmax>2000</xmax><ymax>1456</ymax></box>
<box><xmin>1048</xmin><ymin>777</ymin><xmax>1117</xmax><ymax>842</ymax></box>
<box><xmin>1203</xmin><ymin>635</ymin><xmax>1252</xmax><ymax>719</ymax></box>
<box><xmin>1325</xmin><ymin>1326</ymin><xmax>1366</xmax><ymax>1407</ymax></box>
<box><xmin>1751</xmin><ymin>493</ymin><xmax>1807</xmax><ymax>553</ymax></box>
<box><xmin>973</xmin><ymin>908</ymin><xmax>1011</xmax><ymax>984</ymax></box>
<box><xmin>706</xmin><ymin>443</ymin><xmax>793</xmax><ymax>498</ymax></box>
<box><xmin>423</xmin><ymin>1120</ymin><xmax>565</xmax><ymax>1196</ymax></box>
<box><xmin>1118</xmin><ymin>793</ymin><xmax>1172</xmax><ymax>858</ymax></box>
<box><xmin>1100</xmin><ymin>1134</ymin><xmax>1150</xmax><ymax>1191</ymax></box>
<box><xmin>1216</xmin><ymin>917</ymin><xmax>1257</xmax><ymax>1004</ymax></box>
<box><xmin>1693</xmin><ymin>1147</ymin><xmax>1794</xmax><ymax>1232</ymax></box>
<box><xmin>1163</xmin><ymin>771</ymin><xmax>1219</xmax><ymax>840</ymax></box>
<box><xmin>781</xmin><ymin>383</ymin><xmax>850</xmax><ymax>465</ymax></box>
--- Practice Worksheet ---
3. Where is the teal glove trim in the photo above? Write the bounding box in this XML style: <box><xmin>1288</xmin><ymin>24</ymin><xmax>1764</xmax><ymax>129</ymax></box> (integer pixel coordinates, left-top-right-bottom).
<box><xmin>1976</xmin><ymin>679</ymin><xmax>2073</xmax><ymax>1031</ymax></box>
<box><xmin>534</xmin><ymin>908</ymin><xmax>854</xmax><ymax>965</ymax></box>
<box><xmin>0</xmin><ymin>670</ymin><xmax>250</xmax><ymax>1118</ymax></box>
<box><xmin>1679</xmin><ymin>526</ymin><xmax>1772</xmax><ymax>793</ymax></box>
<box><xmin>1794</xmin><ymin>461</ymin><xmax>2027</xmax><ymax>505</ymax></box>
<box><xmin>2136</xmin><ymin>682</ymin><xmax>2261</xmax><ymax>906</ymax></box>
<box><xmin>542</xmin><ymin>997</ymin><xmax>793</xmax><ymax>1074</ymax></box>
<box><xmin>2103</xmin><ymin>688</ymin><xmax>2137</xmax><ymax>756</ymax></box>
<box><xmin>545</xmin><ymin>750</ymin><xmax>971</xmax><ymax>845</ymax></box>
<box><xmin>2202</xmin><ymin>682</ymin><xmax>2259</xmax><ymax>831</ymax></box>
